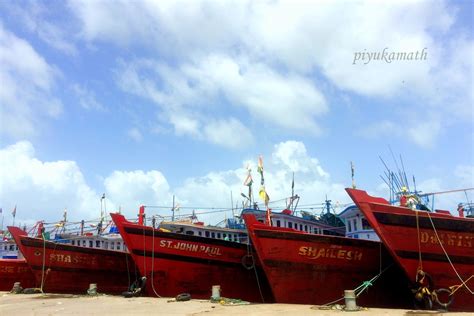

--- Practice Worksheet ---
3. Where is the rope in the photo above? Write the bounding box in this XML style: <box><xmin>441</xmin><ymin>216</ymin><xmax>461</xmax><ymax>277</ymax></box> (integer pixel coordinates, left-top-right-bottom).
<box><xmin>415</xmin><ymin>210</ymin><xmax>423</xmax><ymax>272</ymax></box>
<box><xmin>353</xmin><ymin>264</ymin><xmax>393</xmax><ymax>297</ymax></box>
<box><xmin>318</xmin><ymin>262</ymin><xmax>393</xmax><ymax>307</ymax></box>
<box><xmin>142</xmin><ymin>224</ymin><xmax>147</xmax><ymax>291</ymax></box>
<box><xmin>40</xmin><ymin>233</ymin><xmax>46</xmax><ymax>293</ymax></box>
<box><xmin>426</xmin><ymin>212</ymin><xmax>473</xmax><ymax>294</ymax></box>
<box><xmin>150</xmin><ymin>217</ymin><xmax>161</xmax><ymax>297</ymax></box>
<box><xmin>125</xmin><ymin>250</ymin><xmax>131</xmax><ymax>289</ymax></box>
<box><xmin>248</xmin><ymin>244</ymin><xmax>264</xmax><ymax>303</ymax></box>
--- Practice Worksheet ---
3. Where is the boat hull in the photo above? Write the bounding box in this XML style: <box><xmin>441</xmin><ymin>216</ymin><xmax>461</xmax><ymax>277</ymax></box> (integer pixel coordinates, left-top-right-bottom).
<box><xmin>243</xmin><ymin>213</ymin><xmax>412</xmax><ymax>308</ymax></box>
<box><xmin>111</xmin><ymin>213</ymin><xmax>273</xmax><ymax>302</ymax></box>
<box><xmin>0</xmin><ymin>258</ymin><xmax>36</xmax><ymax>291</ymax></box>
<box><xmin>8</xmin><ymin>226</ymin><xmax>138</xmax><ymax>294</ymax></box>
<box><xmin>346</xmin><ymin>188</ymin><xmax>474</xmax><ymax>311</ymax></box>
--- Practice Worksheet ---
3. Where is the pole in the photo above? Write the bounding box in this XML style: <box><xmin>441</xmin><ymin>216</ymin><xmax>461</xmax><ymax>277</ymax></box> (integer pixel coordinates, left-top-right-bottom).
<box><xmin>172</xmin><ymin>195</ymin><xmax>175</xmax><ymax>221</ymax></box>
<box><xmin>230</xmin><ymin>191</ymin><xmax>234</xmax><ymax>218</ymax></box>
<box><xmin>351</xmin><ymin>162</ymin><xmax>356</xmax><ymax>189</ymax></box>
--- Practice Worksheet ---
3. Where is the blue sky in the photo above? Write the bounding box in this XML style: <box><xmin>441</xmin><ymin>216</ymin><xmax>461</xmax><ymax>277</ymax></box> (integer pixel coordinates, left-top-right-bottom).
<box><xmin>0</xmin><ymin>0</ymin><xmax>473</xmax><ymax>226</ymax></box>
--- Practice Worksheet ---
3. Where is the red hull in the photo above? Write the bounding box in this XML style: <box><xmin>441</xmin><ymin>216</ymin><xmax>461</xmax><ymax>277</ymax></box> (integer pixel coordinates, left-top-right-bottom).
<box><xmin>242</xmin><ymin>213</ymin><xmax>412</xmax><ymax>308</ymax></box>
<box><xmin>0</xmin><ymin>259</ymin><xmax>36</xmax><ymax>291</ymax></box>
<box><xmin>111</xmin><ymin>213</ymin><xmax>273</xmax><ymax>302</ymax></box>
<box><xmin>347</xmin><ymin>189</ymin><xmax>474</xmax><ymax>311</ymax></box>
<box><xmin>8</xmin><ymin>226</ymin><xmax>138</xmax><ymax>294</ymax></box>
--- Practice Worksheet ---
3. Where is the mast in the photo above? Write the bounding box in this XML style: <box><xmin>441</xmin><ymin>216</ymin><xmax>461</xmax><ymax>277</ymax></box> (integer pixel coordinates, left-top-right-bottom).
<box><xmin>172</xmin><ymin>195</ymin><xmax>175</xmax><ymax>221</ymax></box>
<box><xmin>351</xmin><ymin>161</ymin><xmax>356</xmax><ymax>189</ymax></box>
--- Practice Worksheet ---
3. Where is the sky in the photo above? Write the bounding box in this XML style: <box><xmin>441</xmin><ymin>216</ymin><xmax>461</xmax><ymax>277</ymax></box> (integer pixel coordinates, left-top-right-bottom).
<box><xmin>0</xmin><ymin>0</ymin><xmax>473</xmax><ymax>227</ymax></box>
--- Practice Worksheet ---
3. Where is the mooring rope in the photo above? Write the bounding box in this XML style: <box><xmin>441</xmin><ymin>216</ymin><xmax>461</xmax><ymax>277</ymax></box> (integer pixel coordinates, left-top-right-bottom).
<box><xmin>150</xmin><ymin>218</ymin><xmax>161</xmax><ymax>297</ymax></box>
<box><xmin>426</xmin><ymin>212</ymin><xmax>473</xmax><ymax>294</ymax></box>
<box><xmin>40</xmin><ymin>233</ymin><xmax>46</xmax><ymax>293</ymax></box>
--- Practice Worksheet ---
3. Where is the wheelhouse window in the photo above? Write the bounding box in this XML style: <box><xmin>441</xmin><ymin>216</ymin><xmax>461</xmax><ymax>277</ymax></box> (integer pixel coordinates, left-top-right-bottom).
<box><xmin>211</xmin><ymin>232</ymin><xmax>215</xmax><ymax>238</ymax></box>
<box><xmin>276</xmin><ymin>220</ymin><xmax>281</xmax><ymax>227</ymax></box>
<box><xmin>89</xmin><ymin>240</ymin><xmax>93</xmax><ymax>248</ymax></box>
<box><xmin>288</xmin><ymin>222</ymin><xmax>292</xmax><ymax>229</ymax></box>
<box><xmin>361</xmin><ymin>218</ymin><xmax>371</xmax><ymax>230</ymax></box>
<box><xmin>96</xmin><ymin>240</ymin><xmax>101</xmax><ymax>248</ymax></box>
<box><xmin>348</xmin><ymin>221</ymin><xmax>352</xmax><ymax>232</ymax></box>
<box><xmin>185</xmin><ymin>231</ymin><xmax>194</xmax><ymax>236</ymax></box>
<box><xmin>205</xmin><ymin>231</ymin><xmax>210</xmax><ymax>238</ymax></box>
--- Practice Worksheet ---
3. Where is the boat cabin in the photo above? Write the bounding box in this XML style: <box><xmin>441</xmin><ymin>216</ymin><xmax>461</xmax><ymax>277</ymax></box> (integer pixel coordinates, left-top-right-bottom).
<box><xmin>338</xmin><ymin>205</ymin><xmax>379</xmax><ymax>241</ymax></box>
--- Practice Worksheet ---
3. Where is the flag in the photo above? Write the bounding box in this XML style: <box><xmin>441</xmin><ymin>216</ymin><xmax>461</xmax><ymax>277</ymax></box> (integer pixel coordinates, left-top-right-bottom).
<box><xmin>243</xmin><ymin>166</ymin><xmax>253</xmax><ymax>186</ymax></box>
<box><xmin>257</xmin><ymin>156</ymin><xmax>264</xmax><ymax>175</ymax></box>
<box><xmin>259</xmin><ymin>186</ymin><xmax>270</xmax><ymax>206</ymax></box>
<box><xmin>266</xmin><ymin>207</ymin><xmax>272</xmax><ymax>226</ymax></box>
<box><xmin>0</xmin><ymin>207</ymin><xmax>2</xmax><ymax>214</ymax></box>
<box><xmin>101</xmin><ymin>193</ymin><xmax>106</xmax><ymax>200</ymax></box>
<box><xmin>12</xmin><ymin>205</ymin><xmax>16</xmax><ymax>217</ymax></box>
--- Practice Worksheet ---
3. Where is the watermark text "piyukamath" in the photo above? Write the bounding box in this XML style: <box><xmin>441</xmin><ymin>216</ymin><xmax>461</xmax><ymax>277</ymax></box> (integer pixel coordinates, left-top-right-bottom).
<box><xmin>353</xmin><ymin>48</ymin><xmax>427</xmax><ymax>65</ymax></box>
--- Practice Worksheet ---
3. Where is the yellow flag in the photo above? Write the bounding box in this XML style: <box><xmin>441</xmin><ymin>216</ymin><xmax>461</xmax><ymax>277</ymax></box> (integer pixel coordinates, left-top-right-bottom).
<box><xmin>259</xmin><ymin>186</ymin><xmax>270</xmax><ymax>205</ymax></box>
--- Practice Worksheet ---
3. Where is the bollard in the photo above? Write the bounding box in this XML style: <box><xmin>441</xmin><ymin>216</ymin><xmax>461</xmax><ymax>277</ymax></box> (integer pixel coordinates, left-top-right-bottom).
<box><xmin>10</xmin><ymin>282</ymin><xmax>23</xmax><ymax>294</ymax></box>
<box><xmin>87</xmin><ymin>283</ymin><xmax>98</xmax><ymax>296</ymax></box>
<box><xmin>211</xmin><ymin>285</ymin><xmax>221</xmax><ymax>300</ymax></box>
<box><xmin>344</xmin><ymin>290</ymin><xmax>358</xmax><ymax>311</ymax></box>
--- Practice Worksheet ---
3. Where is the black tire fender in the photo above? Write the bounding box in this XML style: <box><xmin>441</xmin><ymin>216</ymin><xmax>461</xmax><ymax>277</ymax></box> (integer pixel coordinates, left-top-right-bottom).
<box><xmin>241</xmin><ymin>254</ymin><xmax>255</xmax><ymax>270</ymax></box>
<box><xmin>176</xmin><ymin>293</ymin><xmax>191</xmax><ymax>301</ymax></box>
<box><xmin>434</xmin><ymin>288</ymin><xmax>454</xmax><ymax>310</ymax></box>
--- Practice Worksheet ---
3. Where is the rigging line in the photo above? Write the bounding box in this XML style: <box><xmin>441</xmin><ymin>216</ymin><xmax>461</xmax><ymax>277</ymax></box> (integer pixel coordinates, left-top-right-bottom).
<box><xmin>150</xmin><ymin>217</ymin><xmax>161</xmax><ymax>298</ymax></box>
<box><xmin>40</xmin><ymin>232</ymin><xmax>46</xmax><ymax>294</ymax></box>
<box><xmin>146</xmin><ymin>205</ymin><xmax>234</xmax><ymax>210</ymax></box>
<box><xmin>426</xmin><ymin>212</ymin><xmax>473</xmax><ymax>294</ymax></box>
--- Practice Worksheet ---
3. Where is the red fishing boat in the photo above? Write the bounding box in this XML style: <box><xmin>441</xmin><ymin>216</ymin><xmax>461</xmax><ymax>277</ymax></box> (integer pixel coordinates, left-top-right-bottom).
<box><xmin>0</xmin><ymin>259</ymin><xmax>36</xmax><ymax>291</ymax></box>
<box><xmin>346</xmin><ymin>188</ymin><xmax>474</xmax><ymax>311</ymax></box>
<box><xmin>8</xmin><ymin>226</ymin><xmax>138</xmax><ymax>294</ymax></box>
<box><xmin>242</xmin><ymin>212</ymin><xmax>412</xmax><ymax>308</ymax></box>
<box><xmin>110</xmin><ymin>212</ymin><xmax>273</xmax><ymax>302</ymax></box>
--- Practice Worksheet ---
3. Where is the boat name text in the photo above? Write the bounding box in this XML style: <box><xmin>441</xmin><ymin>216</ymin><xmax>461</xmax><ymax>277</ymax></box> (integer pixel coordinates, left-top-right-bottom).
<box><xmin>420</xmin><ymin>231</ymin><xmax>473</xmax><ymax>248</ymax></box>
<box><xmin>0</xmin><ymin>265</ymin><xmax>30</xmax><ymax>274</ymax></box>
<box><xmin>159</xmin><ymin>240</ymin><xmax>222</xmax><ymax>256</ymax></box>
<box><xmin>298</xmin><ymin>246</ymin><xmax>363</xmax><ymax>261</ymax></box>
<box><xmin>49</xmin><ymin>253</ymin><xmax>97</xmax><ymax>265</ymax></box>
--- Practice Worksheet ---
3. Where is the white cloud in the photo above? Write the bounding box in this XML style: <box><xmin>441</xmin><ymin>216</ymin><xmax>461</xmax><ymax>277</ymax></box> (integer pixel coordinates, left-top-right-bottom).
<box><xmin>272</xmin><ymin>141</ymin><xmax>329</xmax><ymax>178</ymax></box>
<box><xmin>358</xmin><ymin>117</ymin><xmax>443</xmax><ymax>148</ymax></box>
<box><xmin>0</xmin><ymin>23</ymin><xmax>62</xmax><ymax>139</ymax></box>
<box><xmin>104</xmin><ymin>170</ymin><xmax>172</xmax><ymax>214</ymax></box>
<box><xmin>454</xmin><ymin>165</ymin><xmax>474</xmax><ymax>188</ymax></box>
<box><xmin>127</xmin><ymin>128</ymin><xmax>143</xmax><ymax>142</ymax></box>
<box><xmin>72</xmin><ymin>84</ymin><xmax>105</xmax><ymax>111</ymax></box>
<box><xmin>203</xmin><ymin>118</ymin><xmax>254</xmax><ymax>149</ymax></box>
<box><xmin>70</xmin><ymin>0</ymin><xmax>472</xmax><ymax>148</ymax></box>
<box><xmin>1</xmin><ymin>1</ymin><xmax>77</xmax><ymax>55</ymax></box>
<box><xmin>0</xmin><ymin>141</ymin><xmax>98</xmax><ymax>223</ymax></box>
<box><xmin>1</xmin><ymin>140</ymin><xmax>350</xmax><ymax>225</ymax></box>
<box><xmin>116</xmin><ymin>55</ymin><xmax>326</xmax><ymax>145</ymax></box>
<box><xmin>407</xmin><ymin>119</ymin><xmax>442</xmax><ymax>149</ymax></box>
